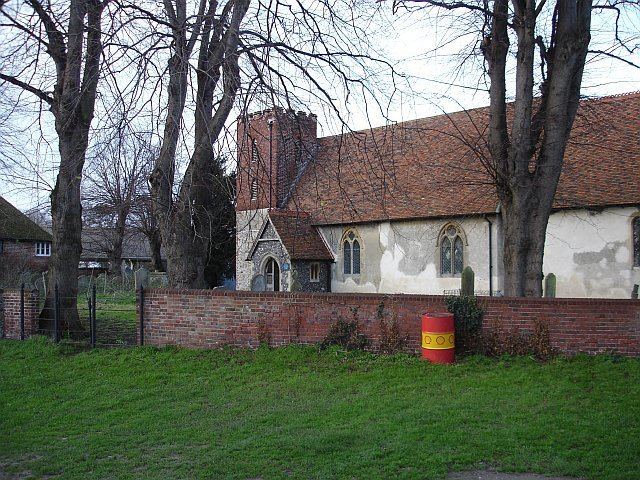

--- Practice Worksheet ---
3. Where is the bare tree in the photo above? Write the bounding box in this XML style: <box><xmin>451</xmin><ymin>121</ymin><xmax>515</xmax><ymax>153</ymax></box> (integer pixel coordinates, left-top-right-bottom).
<box><xmin>146</xmin><ymin>0</ymin><xmax>248</xmax><ymax>287</ymax></box>
<box><xmin>0</xmin><ymin>0</ymin><xmax>106</xmax><ymax>333</ymax></box>
<box><xmin>144</xmin><ymin>0</ymin><xmax>397</xmax><ymax>288</ymax></box>
<box><xmin>83</xmin><ymin>129</ymin><xmax>154</xmax><ymax>274</ymax></box>
<box><xmin>130</xmin><ymin>155</ymin><xmax>165</xmax><ymax>272</ymax></box>
<box><xmin>394</xmin><ymin>0</ymin><xmax>639</xmax><ymax>296</ymax></box>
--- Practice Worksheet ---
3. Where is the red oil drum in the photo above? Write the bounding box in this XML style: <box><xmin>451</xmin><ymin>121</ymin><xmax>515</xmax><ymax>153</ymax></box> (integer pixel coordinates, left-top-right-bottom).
<box><xmin>421</xmin><ymin>312</ymin><xmax>455</xmax><ymax>364</ymax></box>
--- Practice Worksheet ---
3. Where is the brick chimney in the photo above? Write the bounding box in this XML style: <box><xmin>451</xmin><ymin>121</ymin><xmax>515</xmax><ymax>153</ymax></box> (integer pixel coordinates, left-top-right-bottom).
<box><xmin>236</xmin><ymin>108</ymin><xmax>317</xmax><ymax>211</ymax></box>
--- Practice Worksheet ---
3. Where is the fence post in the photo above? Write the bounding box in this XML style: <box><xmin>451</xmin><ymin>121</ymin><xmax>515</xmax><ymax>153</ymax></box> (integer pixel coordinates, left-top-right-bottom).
<box><xmin>20</xmin><ymin>283</ymin><xmax>25</xmax><ymax>340</ymax></box>
<box><xmin>54</xmin><ymin>284</ymin><xmax>60</xmax><ymax>343</ymax></box>
<box><xmin>139</xmin><ymin>285</ymin><xmax>144</xmax><ymax>346</ymax></box>
<box><xmin>91</xmin><ymin>285</ymin><xmax>97</xmax><ymax>348</ymax></box>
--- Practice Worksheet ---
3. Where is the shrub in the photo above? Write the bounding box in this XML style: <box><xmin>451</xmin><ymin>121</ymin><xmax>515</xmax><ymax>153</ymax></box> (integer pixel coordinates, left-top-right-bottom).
<box><xmin>377</xmin><ymin>302</ymin><xmax>405</xmax><ymax>354</ymax></box>
<box><xmin>482</xmin><ymin>319</ymin><xmax>555</xmax><ymax>360</ymax></box>
<box><xmin>530</xmin><ymin>319</ymin><xmax>555</xmax><ymax>360</ymax></box>
<box><xmin>256</xmin><ymin>319</ymin><xmax>272</xmax><ymax>346</ymax></box>
<box><xmin>445</xmin><ymin>295</ymin><xmax>484</xmax><ymax>354</ymax></box>
<box><xmin>321</xmin><ymin>308</ymin><xmax>369</xmax><ymax>351</ymax></box>
<box><xmin>482</xmin><ymin>326</ymin><xmax>530</xmax><ymax>356</ymax></box>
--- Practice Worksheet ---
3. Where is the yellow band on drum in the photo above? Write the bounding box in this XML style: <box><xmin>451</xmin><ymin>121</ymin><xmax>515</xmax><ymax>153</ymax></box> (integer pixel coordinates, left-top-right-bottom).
<box><xmin>422</xmin><ymin>331</ymin><xmax>455</xmax><ymax>350</ymax></box>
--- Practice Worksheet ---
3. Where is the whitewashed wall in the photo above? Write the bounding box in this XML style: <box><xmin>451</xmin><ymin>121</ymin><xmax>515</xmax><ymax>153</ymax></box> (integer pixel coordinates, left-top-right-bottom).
<box><xmin>543</xmin><ymin>206</ymin><xmax>640</xmax><ymax>298</ymax></box>
<box><xmin>319</xmin><ymin>215</ymin><xmax>501</xmax><ymax>295</ymax></box>
<box><xmin>236</xmin><ymin>206</ymin><xmax>639</xmax><ymax>298</ymax></box>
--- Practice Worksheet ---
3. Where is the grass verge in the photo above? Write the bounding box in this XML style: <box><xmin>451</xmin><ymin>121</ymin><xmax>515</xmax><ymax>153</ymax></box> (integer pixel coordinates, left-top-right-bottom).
<box><xmin>1</xmin><ymin>338</ymin><xmax>638</xmax><ymax>479</ymax></box>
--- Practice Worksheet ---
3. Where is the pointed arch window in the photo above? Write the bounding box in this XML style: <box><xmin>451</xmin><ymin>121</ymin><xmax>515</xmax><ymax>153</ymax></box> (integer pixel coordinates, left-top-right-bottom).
<box><xmin>440</xmin><ymin>224</ymin><xmax>465</xmax><ymax>276</ymax></box>
<box><xmin>343</xmin><ymin>230</ymin><xmax>361</xmax><ymax>275</ymax></box>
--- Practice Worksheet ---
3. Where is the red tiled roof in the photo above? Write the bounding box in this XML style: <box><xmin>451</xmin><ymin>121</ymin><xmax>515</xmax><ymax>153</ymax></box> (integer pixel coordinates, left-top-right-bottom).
<box><xmin>268</xmin><ymin>210</ymin><xmax>334</xmax><ymax>261</ymax></box>
<box><xmin>288</xmin><ymin>92</ymin><xmax>640</xmax><ymax>225</ymax></box>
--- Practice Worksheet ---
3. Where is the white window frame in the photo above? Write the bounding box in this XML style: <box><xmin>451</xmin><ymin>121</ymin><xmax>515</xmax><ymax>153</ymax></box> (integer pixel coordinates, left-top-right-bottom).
<box><xmin>342</xmin><ymin>229</ymin><xmax>362</xmax><ymax>275</ymax></box>
<box><xmin>310</xmin><ymin>262</ymin><xmax>320</xmax><ymax>283</ymax></box>
<box><xmin>35</xmin><ymin>241</ymin><xmax>51</xmax><ymax>257</ymax></box>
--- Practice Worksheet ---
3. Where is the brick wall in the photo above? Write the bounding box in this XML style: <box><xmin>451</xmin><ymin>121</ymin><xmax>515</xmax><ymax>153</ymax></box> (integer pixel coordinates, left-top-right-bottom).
<box><xmin>1</xmin><ymin>241</ymin><xmax>50</xmax><ymax>271</ymax></box>
<box><xmin>0</xmin><ymin>288</ymin><xmax>40</xmax><ymax>339</ymax></box>
<box><xmin>140</xmin><ymin>290</ymin><xmax>640</xmax><ymax>356</ymax></box>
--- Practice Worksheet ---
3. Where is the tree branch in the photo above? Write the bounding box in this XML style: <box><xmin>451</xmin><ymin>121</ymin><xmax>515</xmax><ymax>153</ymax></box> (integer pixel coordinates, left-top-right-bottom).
<box><xmin>0</xmin><ymin>73</ymin><xmax>54</xmax><ymax>104</ymax></box>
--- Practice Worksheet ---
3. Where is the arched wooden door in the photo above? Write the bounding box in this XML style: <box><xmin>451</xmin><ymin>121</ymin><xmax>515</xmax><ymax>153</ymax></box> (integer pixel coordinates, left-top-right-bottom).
<box><xmin>264</xmin><ymin>257</ymin><xmax>280</xmax><ymax>292</ymax></box>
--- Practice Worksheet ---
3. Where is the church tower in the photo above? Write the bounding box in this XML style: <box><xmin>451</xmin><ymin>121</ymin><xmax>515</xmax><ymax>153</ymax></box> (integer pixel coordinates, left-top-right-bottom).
<box><xmin>235</xmin><ymin>108</ymin><xmax>317</xmax><ymax>290</ymax></box>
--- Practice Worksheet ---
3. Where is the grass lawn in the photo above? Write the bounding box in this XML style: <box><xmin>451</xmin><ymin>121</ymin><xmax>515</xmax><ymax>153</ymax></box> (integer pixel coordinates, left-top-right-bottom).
<box><xmin>72</xmin><ymin>292</ymin><xmax>137</xmax><ymax>345</ymax></box>
<box><xmin>1</xmin><ymin>339</ymin><xmax>639</xmax><ymax>480</ymax></box>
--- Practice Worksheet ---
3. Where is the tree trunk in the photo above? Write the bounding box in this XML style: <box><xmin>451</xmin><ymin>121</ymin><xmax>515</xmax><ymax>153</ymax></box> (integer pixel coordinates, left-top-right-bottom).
<box><xmin>148</xmin><ymin>226</ymin><xmax>164</xmax><ymax>271</ymax></box>
<box><xmin>484</xmin><ymin>0</ymin><xmax>592</xmax><ymax>297</ymax></box>
<box><xmin>40</xmin><ymin>132</ymin><xmax>88</xmax><ymax>337</ymax></box>
<box><xmin>500</xmin><ymin>189</ymin><xmax>548</xmax><ymax>297</ymax></box>
<box><xmin>37</xmin><ymin>0</ymin><xmax>104</xmax><ymax>337</ymax></box>
<box><xmin>108</xmin><ymin>209</ymin><xmax>127</xmax><ymax>275</ymax></box>
<box><xmin>150</xmin><ymin>0</ymin><xmax>249</xmax><ymax>289</ymax></box>
<box><xmin>164</xmin><ymin>216</ymin><xmax>208</xmax><ymax>287</ymax></box>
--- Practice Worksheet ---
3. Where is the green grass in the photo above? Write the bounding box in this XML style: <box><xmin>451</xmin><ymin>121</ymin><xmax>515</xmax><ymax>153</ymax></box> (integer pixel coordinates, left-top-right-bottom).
<box><xmin>1</xmin><ymin>338</ymin><xmax>639</xmax><ymax>479</ymax></box>
<box><xmin>71</xmin><ymin>292</ymin><xmax>137</xmax><ymax>345</ymax></box>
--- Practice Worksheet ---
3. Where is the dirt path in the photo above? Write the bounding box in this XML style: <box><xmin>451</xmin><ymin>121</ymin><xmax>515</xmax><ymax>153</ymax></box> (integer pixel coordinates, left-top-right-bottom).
<box><xmin>447</xmin><ymin>470</ymin><xmax>582</xmax><ymax>480</ymax></box>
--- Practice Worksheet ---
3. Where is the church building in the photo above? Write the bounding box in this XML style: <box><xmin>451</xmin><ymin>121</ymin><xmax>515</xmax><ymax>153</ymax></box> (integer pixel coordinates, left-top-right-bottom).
<box><xmin>235</xmin><ymin>93</ymin><xmax>640</xmax><ymax>298</ymax></box>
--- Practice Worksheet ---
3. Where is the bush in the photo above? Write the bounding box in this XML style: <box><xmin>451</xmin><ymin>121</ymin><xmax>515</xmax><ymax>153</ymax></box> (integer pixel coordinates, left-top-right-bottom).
<box><xmin>321</xmin><ymin>308</ymin><xmax>369</xmax><ymax>351</ymax></box>
<box><xmin>376</xmin><ymin>302</ymin><xmax>405</xmax><ymax>354</ymax></box>
<box><xmin>445</xmin><ymin>295</ymin><xmax>484</xmax><ymax>354</ymax></box>
<box><xmin>256</xmin><ymin>319</ymin><xmax>272</xmax><ymax>346</ymax></box>
<box><xmin>482</xmin><ymin>319</ymin><xmax>555</xmax><ymax>360</ymax></box>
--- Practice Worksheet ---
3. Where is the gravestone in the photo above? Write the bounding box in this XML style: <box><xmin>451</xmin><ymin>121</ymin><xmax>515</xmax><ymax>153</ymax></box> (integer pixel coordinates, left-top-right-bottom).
<box><xmin>251</xmin><ymin>274</ymin><xmax>266</xmax><ymax>292</ymax></box>
<box><xmin>135</xmin><ymin>267</ymin><xmax>150</xmax><ymax>290</ymax></box>
<box><xmin>149</xmin><ymin>271</ymin><xmax>169</xmax><ymax>287</ymax></box>
<box><xmin>544</xmin><ymin>273</ymin><xmax>557</xmax><ymax>298</ymax></box>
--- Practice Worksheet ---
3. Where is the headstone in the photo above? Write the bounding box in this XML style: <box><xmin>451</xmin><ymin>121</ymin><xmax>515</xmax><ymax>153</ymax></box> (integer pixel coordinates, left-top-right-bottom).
<box><xmin>461</xmin><ymin>266</ymin><xmax>475</xmax><ymax>296</ymax></box>
<box><xmin>135</xmin><ymin>267</ymin><xmax>150</xmax><ymax>290</ymax></box>
<box><xmin>544</xmin><ymin>273</ymin><xmax>557</xmax><ymax>298</ymax></box>
<box><xmin>290</xmin><ymin>268</ymin><xmax>301</xmax><ymax>292</ymax></box>
<box><xmin>251</xmin><ymin>274</ymin><xmax>266</xmax><ymax>292</ymax></box>
<box><xmin>149</xmin><ymin>271</ymin><xmax>168</xmax><ymax>287</ymax></box>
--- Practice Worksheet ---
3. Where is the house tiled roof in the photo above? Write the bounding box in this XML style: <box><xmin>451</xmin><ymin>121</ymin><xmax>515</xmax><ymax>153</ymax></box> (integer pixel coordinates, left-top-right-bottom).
<box><xmin>268</xmin><ymin>210</ymin><xmax>334</xmax><ymax>261</ymax></box>
<box><xmin>289</xmin><ymin>92</ymin><xmax>640</xmax><ymax>225</ymax></box>
<box><xmin>82</xmin><ymin>227</ymin><xmax>166</xmax><ymax>261</ymax></box>
<box><xmin>0</xmin><ymin>196</ymin><xmax>52</xmax><ymax>242</ymax></box>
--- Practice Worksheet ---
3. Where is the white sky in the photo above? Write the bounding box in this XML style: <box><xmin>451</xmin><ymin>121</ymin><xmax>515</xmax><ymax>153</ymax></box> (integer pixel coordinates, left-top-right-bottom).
<box><xmin>1</xmin><ymin>5</ymin><xmax>639</xmax><ymax>211</ymax></box>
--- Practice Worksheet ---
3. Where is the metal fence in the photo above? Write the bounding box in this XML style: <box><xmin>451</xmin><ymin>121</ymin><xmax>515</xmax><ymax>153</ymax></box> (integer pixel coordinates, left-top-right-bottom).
<box><xmin>13</xmin><ymin>284</ymin><xmax>142</xmax><ymax>348</ymax></box>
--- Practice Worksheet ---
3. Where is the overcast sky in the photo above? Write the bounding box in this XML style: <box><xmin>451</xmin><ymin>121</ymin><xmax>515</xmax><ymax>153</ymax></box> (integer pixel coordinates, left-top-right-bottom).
<box><xmin>1</xmin><ymin>5</ymin><xmax>639</xmax><ymax>211</ymax></box>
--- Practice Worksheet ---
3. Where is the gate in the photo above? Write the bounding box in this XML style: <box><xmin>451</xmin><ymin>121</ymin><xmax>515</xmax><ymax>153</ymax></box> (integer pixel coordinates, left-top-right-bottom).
<box><xmin>11</xmin><ymin>284</ymin><xmax>141</xmax><ymax>347</ymax></box>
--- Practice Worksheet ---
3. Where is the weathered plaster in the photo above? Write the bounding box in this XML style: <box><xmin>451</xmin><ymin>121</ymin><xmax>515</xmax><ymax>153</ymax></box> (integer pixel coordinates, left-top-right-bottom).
<box><xmin>237</xmin><ymin>206</ymin><xmax>639</xmax><ymax>298</ymax></box>
<box><xmin>543</xmin><ymin>206</ymin><xmax>640</xmax><ymax>298</ymax></box>
<box><xmin>319</xmin><ymin>215</ymin><xmax>500</xmax><ymax>295</ymax></box>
